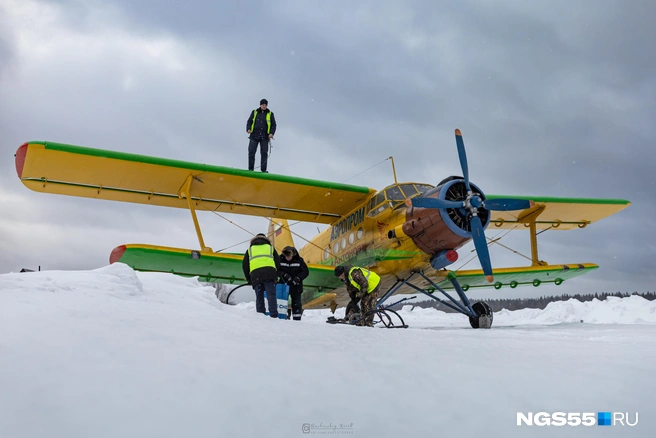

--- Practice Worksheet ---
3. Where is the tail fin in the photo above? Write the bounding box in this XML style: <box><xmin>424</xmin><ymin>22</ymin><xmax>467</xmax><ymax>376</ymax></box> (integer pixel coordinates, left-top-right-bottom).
<box><xmin>267</xmin><ymin>218</ymin><xmax>295</xmax><ymax>253</ymax></box>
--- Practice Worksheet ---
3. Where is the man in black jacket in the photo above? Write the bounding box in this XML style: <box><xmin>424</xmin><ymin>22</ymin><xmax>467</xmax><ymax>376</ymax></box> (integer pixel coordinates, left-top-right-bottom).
<box><xmin>242</xmin><ymin>233</ymin><xmax>281</xmax><ymax>318</ymax></box>
<box><xmin>246</xmin><ymin>99</ymin><xmax>277</xmax><ymax>173</ymax></box>
<box><xmin>278</xmin><ymin>246</ymin><xmax>309</xmax><ymax>321</ymax></box>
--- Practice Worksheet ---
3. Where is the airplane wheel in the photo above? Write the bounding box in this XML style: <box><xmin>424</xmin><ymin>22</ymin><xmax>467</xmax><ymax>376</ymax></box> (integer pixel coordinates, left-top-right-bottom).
<box><xmin>469</xmin><ymin>301</ymin><xmax>493</xmax><ymax>329</ymax></box>
<box><xmin>348</xmin><ymin>313</ymin><xmax>361</xmax><ymax>325</ymax></box>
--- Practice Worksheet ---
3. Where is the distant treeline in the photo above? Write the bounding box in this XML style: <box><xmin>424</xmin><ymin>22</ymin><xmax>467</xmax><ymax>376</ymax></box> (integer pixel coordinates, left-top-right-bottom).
<box><xmin>390</xmin><ymin>291</ymin><xmax>656</xmax><ymax>313</ymax></box>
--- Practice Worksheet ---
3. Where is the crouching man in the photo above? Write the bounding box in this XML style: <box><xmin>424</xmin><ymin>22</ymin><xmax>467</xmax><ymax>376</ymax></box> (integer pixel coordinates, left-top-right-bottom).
<box><xmin>333</xmin><ymin>264</ymin><xmax>381</xmax><ymax>327</ymax></box>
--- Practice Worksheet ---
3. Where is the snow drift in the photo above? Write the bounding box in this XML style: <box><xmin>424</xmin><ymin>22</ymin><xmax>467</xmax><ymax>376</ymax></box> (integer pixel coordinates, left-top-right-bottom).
<box><xmin>1</xmin><ymin>263</ymin><xmax>654</xmax><ymax>437</ymax></box>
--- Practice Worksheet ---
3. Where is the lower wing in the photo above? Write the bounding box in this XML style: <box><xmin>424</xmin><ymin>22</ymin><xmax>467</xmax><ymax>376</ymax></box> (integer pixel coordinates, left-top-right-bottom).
<box><xmin>432</xmin><ymin>264</ymin><xmax>598</xmax><ymax>291</ymax></box>
<box><xmin>110</xmin><ymin>244</ymin><xmax>343</xmax><ymax>308</ymax></box>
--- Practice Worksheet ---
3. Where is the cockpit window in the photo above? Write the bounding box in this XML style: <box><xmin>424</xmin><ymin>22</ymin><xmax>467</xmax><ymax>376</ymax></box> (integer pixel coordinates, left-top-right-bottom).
<box><xmin>399</xmin><ymin>184</ymin><xmax>419</xmax><ymax>198</ymax></box>
<box><xmin>385</xmin><ymin>186</ymin><xmax>404</xmax><ymax>201</ymax></box>
<box><xmin>415</xmin><ymin>184</ymin><xmax>434</xmax><ymax>194</ymax></box>
<box><xmin>369</xmin><ymin>184</ymin><xmax>435</xmax><ymax>215</ymax></box>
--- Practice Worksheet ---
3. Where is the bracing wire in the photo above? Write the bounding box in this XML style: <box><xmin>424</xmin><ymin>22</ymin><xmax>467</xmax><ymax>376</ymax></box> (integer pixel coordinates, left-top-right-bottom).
<box><xmin>342</xmin><ymin>157</ymin><xmax>391</xmax><ymax>183</ymax></box>
<box><xmin>194</xmin><ymin>154</ymin><xmax>390</xmax><ymax>257</ymax></box>
<box><xmin>196</xmin><ymin>200</ymin><xmax>334</xmax><ymax>257</ymax></box>
<box><xmin>454</xmin><ymin>223</ymin><xmax>526</xmax><ymax>272</ymax></box>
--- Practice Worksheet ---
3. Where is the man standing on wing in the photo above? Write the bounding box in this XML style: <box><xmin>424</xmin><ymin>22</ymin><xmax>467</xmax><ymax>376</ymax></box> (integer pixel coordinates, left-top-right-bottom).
<box><xmin>246</xmin><ymin>98</ymin><xmax>276</xmax><ymax>173</ymax></box>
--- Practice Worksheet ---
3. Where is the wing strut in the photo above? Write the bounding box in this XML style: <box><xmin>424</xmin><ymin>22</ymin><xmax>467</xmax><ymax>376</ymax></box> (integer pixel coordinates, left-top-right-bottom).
<box><xmin>178</xmin><ymin>175</ymin><xmax>213</xmax><ymax>253</ymax></box>
<box><xmin>517</xmin><ymin>204</ymin><xmax>548</xmax><ymax>266</ymax></box>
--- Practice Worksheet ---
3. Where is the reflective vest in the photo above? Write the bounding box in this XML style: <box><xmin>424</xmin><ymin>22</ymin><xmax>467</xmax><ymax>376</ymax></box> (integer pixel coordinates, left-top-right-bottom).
<box><xmin>250</xmin><ymin>110</ymin><xmax>272</xmax><ymax>134</ymax></box>
<box><xmin>248</xmin><ymin>244</ymin><xmax>275</xmax><ymax>272</ymax></box>
<box><xmin>348</xmin><ymin>267</ymin><xmax>380</xmax><ymax>294</ymax></box>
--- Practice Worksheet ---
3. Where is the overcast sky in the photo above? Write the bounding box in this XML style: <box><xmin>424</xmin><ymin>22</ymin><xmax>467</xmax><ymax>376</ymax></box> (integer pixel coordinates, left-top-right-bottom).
<box><xmin>1</xmin><ymin>0</ymin><xmax>654</xmax><ymax>299</ymax></box>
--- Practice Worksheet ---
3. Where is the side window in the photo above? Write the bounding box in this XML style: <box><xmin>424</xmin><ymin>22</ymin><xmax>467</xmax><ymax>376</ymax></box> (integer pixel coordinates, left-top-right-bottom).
<box><xmin>356</xmin><ymin>227</ymin><xmax>364</xmax><ymax>239</ymax></box>
<box><xmin>323</xmin><ymin>247</ymin><xmax>330</xmax><ymax>260</ymax></box>
<box><xmin>368</xmin><ymin>192</ymin><xmax>388</xmax><ymax>217</ymax></box>
<box><xmin>371</xmin><ymin>204</ymin><xmax>389</xmax><ymax>216</ymax></box>
<box><xmin>348</xmin><ymin>232</ymin><xmax>355</xmax><ymax>245</ymax></box>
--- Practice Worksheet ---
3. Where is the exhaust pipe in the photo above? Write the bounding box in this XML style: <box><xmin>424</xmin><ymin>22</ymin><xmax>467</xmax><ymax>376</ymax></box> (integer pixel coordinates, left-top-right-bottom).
<box><xmin>388</xmin><ymin>225</ymin><xmax>408</xmax><ymax>240</ymax></box>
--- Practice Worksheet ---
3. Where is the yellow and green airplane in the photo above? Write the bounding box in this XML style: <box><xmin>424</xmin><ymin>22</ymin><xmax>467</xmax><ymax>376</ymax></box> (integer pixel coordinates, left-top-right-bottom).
<box><xmin>15</xmin><ymin>129</ymin><xmax>630</xmax><ymax>328</ymax></box>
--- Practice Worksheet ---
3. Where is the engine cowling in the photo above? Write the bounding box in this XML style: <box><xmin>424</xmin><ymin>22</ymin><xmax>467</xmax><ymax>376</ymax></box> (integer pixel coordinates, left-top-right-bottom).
<box><xmin>401</xmin><ymin>176</ymin><xmax>490</xmax><ymax>256</ymax></box>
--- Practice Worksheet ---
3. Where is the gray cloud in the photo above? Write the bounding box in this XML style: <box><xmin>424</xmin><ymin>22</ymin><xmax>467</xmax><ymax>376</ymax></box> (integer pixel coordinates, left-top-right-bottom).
<box><xmin>1</xmin><ymin>0</ymin><xmax>654</xmax><ymax>298</ymax></box>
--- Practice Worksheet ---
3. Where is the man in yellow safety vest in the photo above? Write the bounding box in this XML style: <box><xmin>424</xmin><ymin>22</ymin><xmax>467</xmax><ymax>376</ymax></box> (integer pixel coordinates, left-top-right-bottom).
<box><xmin>242</xmin><ymin>233</ymin><xmax>281</xmax><ymax>318</ymax></box>
<box><xmin>334</xmin><ymin>264</ymin><xmax>381</xmax><ymax>327</ymax></box>
<box><xmin>246</xmin><ymin>99</ymin><xmax>277</xmax><ymax>173</ymax></box>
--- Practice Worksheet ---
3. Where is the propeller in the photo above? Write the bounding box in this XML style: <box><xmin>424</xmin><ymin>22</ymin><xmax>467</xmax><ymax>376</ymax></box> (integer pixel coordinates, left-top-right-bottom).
<box><xmin>409</xmin><ymin>129</ymin><xmax>534</xmax><ymax>282</ymax></box>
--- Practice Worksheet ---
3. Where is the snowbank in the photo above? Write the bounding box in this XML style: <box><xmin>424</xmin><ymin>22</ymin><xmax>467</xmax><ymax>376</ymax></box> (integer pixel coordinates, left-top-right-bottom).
<box><xmin>1</xmin><ymin>264</ymin><xmax>653</xmax><ymax>437</ymax></box>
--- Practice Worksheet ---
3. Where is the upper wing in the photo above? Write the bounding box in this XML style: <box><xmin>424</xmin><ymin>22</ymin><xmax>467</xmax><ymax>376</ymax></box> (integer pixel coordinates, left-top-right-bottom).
<box><xmin>16</xmin><ymin>141</ymin><xmax>376</xmax><ymax>224</ymax></box>
<box><xmin>485</xmin><ymin>194</ymin><xmax>630</xmax><ymax>230</ymax></box>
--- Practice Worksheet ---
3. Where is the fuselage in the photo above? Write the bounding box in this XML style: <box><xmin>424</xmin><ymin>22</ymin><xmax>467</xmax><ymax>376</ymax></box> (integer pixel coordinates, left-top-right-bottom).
<box><xmin>297</xmin><ymin>180</ymin><xmax>474</xmax><ymax>283</ymax></box>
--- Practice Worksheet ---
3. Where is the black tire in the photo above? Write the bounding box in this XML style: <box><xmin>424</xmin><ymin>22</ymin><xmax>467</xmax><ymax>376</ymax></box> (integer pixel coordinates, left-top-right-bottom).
<box><xmin>469</xmin><ymin>301</ymin><xmax>493</xmax><ymax>329</ymax></box>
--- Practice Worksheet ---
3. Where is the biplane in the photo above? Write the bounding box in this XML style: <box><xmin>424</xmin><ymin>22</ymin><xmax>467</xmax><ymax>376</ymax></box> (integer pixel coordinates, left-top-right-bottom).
<box><xmin>14</xmin><ymin>130</ymin><xmax>630</xmax><ymax>328</ymax></box>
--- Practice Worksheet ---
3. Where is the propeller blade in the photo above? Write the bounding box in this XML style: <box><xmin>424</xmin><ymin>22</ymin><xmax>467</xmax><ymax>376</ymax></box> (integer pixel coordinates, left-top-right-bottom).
<box><xmin>410</xmin><ymin>197</ymin><xmax>464</xmax><ymax>209</ymax></box>
<box><xmin>470</xmin><ymin>215</ymin><xmax>494</xmax><ymax>282</ymax></box>
<box><xmin>483</xmin><ymin>198</ymin><xmax>534</xmax><ymax>211</ymax></box>
<box><xmin>455</xmin><ymin>129</ymin><xmax>471</xmax><ymax>192</ymax></box>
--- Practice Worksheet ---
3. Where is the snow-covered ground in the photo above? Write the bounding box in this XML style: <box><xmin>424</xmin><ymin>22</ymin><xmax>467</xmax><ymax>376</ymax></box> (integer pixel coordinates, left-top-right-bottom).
<box><xmin>1</xmin><ymin>263</ymin><xmax>654</xmax><ymax>437</ymax></box>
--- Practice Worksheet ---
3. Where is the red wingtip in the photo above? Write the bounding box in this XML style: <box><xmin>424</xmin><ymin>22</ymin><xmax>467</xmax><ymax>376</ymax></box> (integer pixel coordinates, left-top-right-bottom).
<box><xmin>485</xmin><ymin>275</ymin><xmax>494</xmax><ymax>283</ymax></box>
<box><xmin>110</xmin><ymin>245</ymin><xmax>127</xmax><ymax>264</ymax></box>
<box><xmin>529</xmin><ymin>200</ymin><xmax>535</xmax><ymax>208</ymax></box>
<box><xmin>15</xmin><ymin>143</ymin><xmax>29</xmax><ymax>178</ymax></box>
<box><xmin>405</xmin><ymin>198</ymin><xmax>412</xmax><ymax>208</ymax></box>
<box><xmin>455</xmin><ymin>128</ymin><xmax>462</xmax><ymax>136</ymax></box>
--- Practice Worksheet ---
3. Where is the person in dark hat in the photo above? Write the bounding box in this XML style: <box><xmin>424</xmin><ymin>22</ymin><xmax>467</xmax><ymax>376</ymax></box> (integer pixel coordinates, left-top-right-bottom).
<box><xmin>334</xmin><ymin>264</ymin><xmax>381</xmax><ymax>327</ymax></box>
<box><xmin>242</xmin><ymin>233</ymin><xmax>281</xmax><ymax>318</ymax></box>
<box><xmin>278</xmin><ymin>246</ymin><xmax>309</xmax><ymax>320</ymax></box>
<box><xmin>246</xmin><ymin>99</ymin><xmax>277</xmax><ymax>173</ymax></box>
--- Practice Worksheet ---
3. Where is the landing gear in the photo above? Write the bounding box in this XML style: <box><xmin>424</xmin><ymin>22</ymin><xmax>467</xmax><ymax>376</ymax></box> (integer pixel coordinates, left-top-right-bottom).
<box><xmin>468</xmin><ymin>301</ymin><xmax>493</xmax><ymax>329</ymax></box>
<box><xmin>375</xmin><ymin>271</ymin><xmax>495</xmax><ymax>329</ymax></box>
<box><xmin>326</xmin><ymin>308</ymin><xmax>408</xmax><ymax>328</ymax></box>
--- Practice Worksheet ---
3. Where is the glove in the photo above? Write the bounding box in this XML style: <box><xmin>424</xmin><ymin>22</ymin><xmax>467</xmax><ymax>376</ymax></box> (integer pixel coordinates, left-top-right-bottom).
<box><xmin>292</xmin><ymin>276</ymin><xmax>301</xmax><ymax>286</ymax></box>
<box><xmin>280</xmin><ymin>272</ymin><xmax>292</xmax><ymax>284</ymax></box>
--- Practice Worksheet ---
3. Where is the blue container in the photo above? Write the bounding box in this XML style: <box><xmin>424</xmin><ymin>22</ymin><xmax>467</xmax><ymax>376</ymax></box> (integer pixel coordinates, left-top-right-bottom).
<box><xmin>265</xmin><ymin>283</ymin><xmax>290</xmax><ymax>319</ymax></box>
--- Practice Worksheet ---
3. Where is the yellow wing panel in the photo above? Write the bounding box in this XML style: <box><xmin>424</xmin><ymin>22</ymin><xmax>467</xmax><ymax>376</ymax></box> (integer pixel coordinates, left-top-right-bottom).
<box><xmin>485</xmin><ymin>195</ymin><xmax>630</xmax><ymax>230</ymax></box>
<box><xmin>16</xmin><ymin>142</ymin><xmax>376</xmax><ymax>224</ymax></box>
